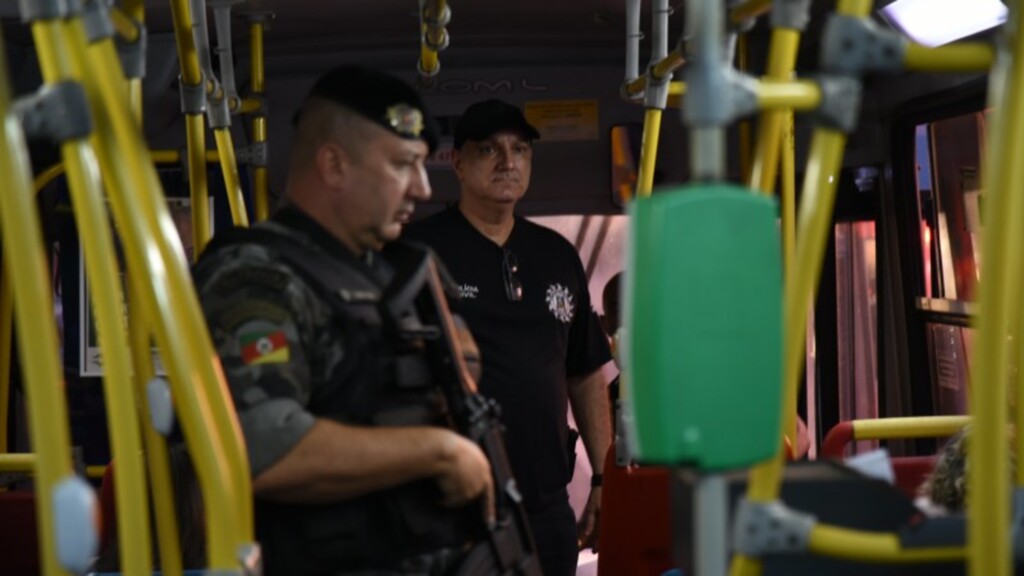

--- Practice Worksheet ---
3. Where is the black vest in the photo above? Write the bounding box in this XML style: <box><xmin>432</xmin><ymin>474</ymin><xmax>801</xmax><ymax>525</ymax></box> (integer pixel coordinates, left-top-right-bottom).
<box><xmin>200</xmin><ymin>222</ymin><xmax>477</xmax><ymax>575</ymax></box>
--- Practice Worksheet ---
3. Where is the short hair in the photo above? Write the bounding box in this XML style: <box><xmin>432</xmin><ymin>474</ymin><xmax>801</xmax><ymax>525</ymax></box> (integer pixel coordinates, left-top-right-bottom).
<box><xmin>288</xmin><ymin>98</ymin><xmax>373</xmax><ymax>174</ymax></box>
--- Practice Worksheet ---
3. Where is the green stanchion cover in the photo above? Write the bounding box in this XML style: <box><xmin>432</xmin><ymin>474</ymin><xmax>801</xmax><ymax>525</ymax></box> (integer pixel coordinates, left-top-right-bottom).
<box><xmin>624</xmin><ymin>183</ymin><xmax>782</xmax><ymax>470</ymax></box>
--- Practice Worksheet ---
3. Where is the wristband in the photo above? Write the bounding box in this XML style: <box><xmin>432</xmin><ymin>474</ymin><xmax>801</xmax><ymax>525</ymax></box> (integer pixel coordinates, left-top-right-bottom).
<box><xmin>591</xmin><ymin>474</ymin><xmax>603</xmax><ymax>488</ymax></box>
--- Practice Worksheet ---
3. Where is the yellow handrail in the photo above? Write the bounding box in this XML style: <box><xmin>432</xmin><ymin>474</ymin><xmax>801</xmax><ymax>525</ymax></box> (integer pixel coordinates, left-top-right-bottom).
<box><xmin>214</xmin><ymin>127</ymin><xmax>250</xmax><ymax>226</ymax></box>
<box><xmin>755</xmin><ymin>80</ymin><xmax>821</xmax><ymax>110</ymax></box>
<box><xmin>169</xmin><ymin>0</ymin><xmax>202</xmax><ymax>87</ymax></box>
<box><xmin>0</xmin><ymin>453</ymin><xmax>35</xmax><ymax>472</ymax></box>
<box><xmin>780</xmin><ymin>110</ymin><xmax>796</xmax><ymax>274</ymax></box>
<box><xmin>731</xmin><ymin>131</ymin><xmax>849</xmax><ymax>576</ymax></box>
<box><xmin>69</xmin><ymin>15</ymin><xmax>252</xmax><ymax>570</ymax></box>
<box><xmin>32</xmin><ymin>17</ymin><xmax>152</xmax><ymax>574</ymax></box>
<box><xmin>0</xmin><ymin>30</ymin><xmax>77</xmax><ymax>576</ymax></box>
<box><xmin>109</xmin><ymin>7</ymin><xmax>141</xmax><ymax>44</ymax></box>
<box><xmin>170</xmin><ymin>0</ymin><xmax>214</xmax><ymax>260</ymax></box>
<box><xmin>904</xmin><ymin>42</ymin><xmax>995</xmax><ymax>72</ymax></box>
<box><xmin>967</xmin><ymin>2</ymin><xmax>1024</xmax><ymax>575</ymax></box>
<box><xmin>808</xmin><ymin>525</ymin><xmax>965</xmax><ymax>563</ymax></box>
<box><xmin>625</xmin><ymin>47</ymin><xmax>686</xmax><ymax>97</ymax></box>
<box><xmin>852</xmin><ymin>415</ymin><xmax>971</xmax><ymax>440</ymax></box>
<box><xmin>636</xmin><ymin>108</ymin><xmax>663</xmax><ymax>198</ymax></box>
<box><xmin>34</xmin><ymin>161</ymin><xmax>67</xmax><ymax>191</ymax></box>
<box><xmin>729</xmin><ymin>0</ymin><xmax>772</xmax><ymax>24</ymax></box>
<box><xmin>250</xmin><ymin>18</ymin><xmax>269</xmax><ymax>221</ymax></box>
<box><xmin>749</xmin><ymin>29</ymin><xmax>802</xmax><ymax>195</ymax></box>
<box><xmin>0</xmin><ymin>273</ymin><xmax>11</xmax><ymax>454</ymax></box>
<box><xmin>186</xmin><ymin>115</ymin><xmax>212</xmax><ymax>258</ymax></box>
<box><xmin>126</xmin><ymin>272</ymin><xmax>184</xmax><ymax>576</ymax></box>
<box><xmin>419</xmin><ymin>0</ymin><xmax>448</xmax><ymax>77</ymax></box>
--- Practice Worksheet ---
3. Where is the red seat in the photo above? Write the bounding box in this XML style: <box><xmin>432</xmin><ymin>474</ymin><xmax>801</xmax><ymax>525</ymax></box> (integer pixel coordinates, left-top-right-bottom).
<box><xmin>596</xmin><ymin>445</ymin><xmax>674</xmax><ymax>576</ymax></box>
<box><xmin>98</xmin><ymin>461</ymin><xmax>118</xmax><ymax>560</ymax></box>
<box><xmin>890</xmin><ymin>455</ymin><xmax>937</xmax><ymax>499</ymax></box>
<box><xmin>822</xmin><ymin>421</ymin><xmax>939</xmax><ymax>499</ymax></box>
<box><xmin>0</xmin><ymin>490</ymin><xmax>41</xmax><ymax>576</ymax></box>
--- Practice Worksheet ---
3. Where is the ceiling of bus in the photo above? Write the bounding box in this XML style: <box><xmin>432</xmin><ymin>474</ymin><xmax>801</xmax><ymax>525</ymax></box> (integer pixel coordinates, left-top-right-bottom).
<box><xmin>0</xmin><ymin>1</ymin><xmax>903</xmax><ymax>72</ymax></box>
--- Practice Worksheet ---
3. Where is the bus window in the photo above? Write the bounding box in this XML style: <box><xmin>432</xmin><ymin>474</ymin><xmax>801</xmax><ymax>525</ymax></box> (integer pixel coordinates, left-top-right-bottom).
<box><xmin>917</xmin><ymin>111</ymin><xmax>986</xmax><ymax>302</ymax></box>
<box><xmin>836</xmin><ymin>220</ymin><xmax>879</xmax><ymax>454</ymax></box>
<box><xmin>913</xmin><ymin>109</ymin><xmax>987</xmax><ymax>416</ymax></box>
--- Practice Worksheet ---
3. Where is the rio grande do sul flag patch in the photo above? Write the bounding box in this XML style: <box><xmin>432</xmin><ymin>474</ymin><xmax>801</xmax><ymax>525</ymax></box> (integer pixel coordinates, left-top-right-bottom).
<box><xmin>240</xmin><ymin>330</ymin><xmax>290</xmax><ymax>365</ymax></box>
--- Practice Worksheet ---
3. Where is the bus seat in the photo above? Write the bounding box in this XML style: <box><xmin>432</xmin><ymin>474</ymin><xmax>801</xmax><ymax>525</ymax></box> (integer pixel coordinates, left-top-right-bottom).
<box><xmin>596</xmin><ymin>445</ymin><xmax>674</xmax><ymax>576</ymax></box>
<box><xmin>889</xmin><ymin>455</ymin><xmax>937</xmax><ymax>499</ymax></box>
<box><xmin>821</xmin><ymin>422</ymin><xmax>938</xmax><ymax>499</ymax></box>
<box><xmin>0</xmin><ymin>490</ymin><xmax>41</xmax><ymax>576</ymax></box>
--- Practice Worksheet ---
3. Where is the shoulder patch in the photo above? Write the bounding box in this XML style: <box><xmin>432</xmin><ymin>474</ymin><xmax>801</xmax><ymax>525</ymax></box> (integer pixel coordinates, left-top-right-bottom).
<box><xmin>212</xmin><ymin>267</ymin><xmax>290</xmax><ymax>298</ymax></box>
<box><xmin>216</xmin><ymin>299</ymin><xmax>292</xmax><ymax>333</ymax></box>
<box><xmin>239</xmin><ymin>329</ymin><xmax>290</xmax><ymax>365</ymax></box>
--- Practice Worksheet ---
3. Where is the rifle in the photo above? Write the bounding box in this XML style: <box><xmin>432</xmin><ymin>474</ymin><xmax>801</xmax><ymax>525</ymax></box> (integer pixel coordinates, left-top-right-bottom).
<box><xmin>381</xmin><ymin>243</ymin><xmax>542</xmax><ymax>576</ymax></box>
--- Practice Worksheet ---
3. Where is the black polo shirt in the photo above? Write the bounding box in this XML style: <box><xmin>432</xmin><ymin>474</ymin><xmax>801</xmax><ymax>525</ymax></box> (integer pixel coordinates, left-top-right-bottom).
<box><xmin>405</xmin><ymin>206</ymin><xmax>612</xmax><ymax>511</ymax></box>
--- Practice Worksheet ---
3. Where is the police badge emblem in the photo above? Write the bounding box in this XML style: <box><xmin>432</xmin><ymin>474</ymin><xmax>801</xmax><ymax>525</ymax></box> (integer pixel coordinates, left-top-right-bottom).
<box><xmin>545</xmin><ymin>283</ymin><xmax>575</xmax><ymax>324</ymax></box>
<box><xmin>386</xmin><ymin>103</ymin><xmax>425</xmax><ymax>137</ymax></box>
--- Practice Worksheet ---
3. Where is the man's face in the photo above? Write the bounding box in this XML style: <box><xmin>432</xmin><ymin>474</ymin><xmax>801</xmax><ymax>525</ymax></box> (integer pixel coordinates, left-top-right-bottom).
<box><xmin>453</xmin><ymin>130</ymin><xmax>533</xmax><ymax>206</ymax></box>
<box><xmin>339</xmin><ymin>128</ymin><xmax>432</xmax><ymax>252</ymax></box>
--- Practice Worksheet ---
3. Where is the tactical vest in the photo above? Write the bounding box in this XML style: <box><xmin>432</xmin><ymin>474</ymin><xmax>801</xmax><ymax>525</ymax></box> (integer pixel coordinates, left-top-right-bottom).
<box><xmin>199</xmin><ymin>222</ymin><xmax>478</xmax><ymax>575</ymax></box>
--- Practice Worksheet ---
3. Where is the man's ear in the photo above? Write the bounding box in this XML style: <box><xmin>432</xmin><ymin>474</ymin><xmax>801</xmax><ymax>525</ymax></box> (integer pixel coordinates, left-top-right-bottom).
<box><xmin>316</xmin><ymin>141</ymin><xmax>349</xmax><ymax>188</ymax></box>
<box><xmin>451</xmin><ymin>148</ymin><xmax>464</xmax><ymax>179</ymax></box>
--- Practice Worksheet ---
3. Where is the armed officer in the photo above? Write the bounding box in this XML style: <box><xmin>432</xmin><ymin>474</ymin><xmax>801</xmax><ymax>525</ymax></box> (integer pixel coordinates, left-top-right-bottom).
<box><xmin>193</xmin><ymin>65</ymin><xmax>496</xmax><ymax>575</ymax></box>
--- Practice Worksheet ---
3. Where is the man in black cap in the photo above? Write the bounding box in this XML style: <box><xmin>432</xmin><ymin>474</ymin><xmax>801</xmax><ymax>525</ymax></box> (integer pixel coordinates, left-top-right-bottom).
<box><xmin>193</xmin><ymin>65</ymin><xmax>495</xmax><ymax>574</ymax></box>
<box><xmin>406</xmin><ymin>99</ymin><xmax>613</xmax><ymax>576</ymax></box>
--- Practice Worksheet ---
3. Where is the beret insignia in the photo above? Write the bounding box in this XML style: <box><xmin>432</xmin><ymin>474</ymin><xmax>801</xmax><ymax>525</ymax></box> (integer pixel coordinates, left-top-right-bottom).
<box><xmin>386</xmin><ymin>103</ymin><xmax>425</xmax><ymax>137</ymax></box>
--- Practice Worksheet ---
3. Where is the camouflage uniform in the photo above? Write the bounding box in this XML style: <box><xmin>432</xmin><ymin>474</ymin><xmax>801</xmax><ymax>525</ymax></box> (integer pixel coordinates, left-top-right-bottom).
<box><xmin>193</xmin><ymin>213</ymin><xmax>343</xmax><ymax>475</ymax></box>
<box><xmin>193</xmin><ymin>207</ymin><xmax>472</xmax><ymax>574</ymax></box>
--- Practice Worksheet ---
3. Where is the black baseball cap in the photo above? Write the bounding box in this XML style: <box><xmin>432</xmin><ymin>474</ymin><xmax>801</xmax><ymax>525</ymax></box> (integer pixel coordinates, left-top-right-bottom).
<box><xmin>300</xmin><ymin>64</ymin><xmax>440</xmax><ymax>153</ymax></box>
<box><xmin>453</xmin><ymin>99</ymin><xmax>541</xmax><ymax>149</ymax></box>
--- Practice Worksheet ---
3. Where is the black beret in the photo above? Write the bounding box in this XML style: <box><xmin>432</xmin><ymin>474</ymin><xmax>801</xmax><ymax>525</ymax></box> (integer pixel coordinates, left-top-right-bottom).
<box><xmin>301</xmin><ymin>64</ymin><xmax>440</xmax><ymax>153</ymax></box>
<box><xmin>453</xmin><ymin>99</ymin><xmax>541</xmax><ymax>149</ymax></box>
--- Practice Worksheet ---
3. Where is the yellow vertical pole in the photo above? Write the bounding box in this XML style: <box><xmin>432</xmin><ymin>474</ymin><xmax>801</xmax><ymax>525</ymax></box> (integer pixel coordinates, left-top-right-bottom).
<box><xmin>186</xmin><ymin>115</ymin><xmax>211</xmax><ymax>258</ymax></box>
<box><xmin>731</xmin><ymin>131</ymin><xmax>847</xmax><ymax>576</ymax></box>
<box><xmin>0</xmin><ymin>272</ymin><xmax>10</xmax><ymax>454</ymax></box>
<box><xmin>732</xmin><ymin>0</ymin><xmax>869</xmax><ymax>572</ymax></box>
<box><xmin>0</xmin><ymin>31</ymin><xmax>74</xmax><ymax>576</ymax></box>
<box><xmin>250</xmin><ymin>18</ymin><xmax>269</xmax><ymax>221</ymax></box>
<box><xmin>169</xmin><ymin>0</ymin><xmax>212</xmax><ymax>256</ymax></box>
<box><xmin>781</xmin><ymin>110</ymin><xmax>797</xmax><ymax>276</ymax></box>
<box><xmin>636</xmin><ymin>108</ymin><xmax>663</xmax><ymax>198</ymax></box>
<box><xmin>125</xmin><ymin>0</ymin><xmax>144</xmax><ymax>125</ymax></box>
<box><xmin>967</xmin><ymin>2</ymin><xmax>1024</xmax><ymax>575</ymax></box>
<box><xmin>748</xmin><ymin>29</ymin><xmax>801</xmax><ymax>195</ymax></box>
<box><xmin>32</xmin><ymin>17</ymin><xmax>152</xmax><ymax>575</ymax></box>
<box><xmin>419</xmin><ymin>0</ymin><xmax>447</xmax><ymax>76</ymax></box>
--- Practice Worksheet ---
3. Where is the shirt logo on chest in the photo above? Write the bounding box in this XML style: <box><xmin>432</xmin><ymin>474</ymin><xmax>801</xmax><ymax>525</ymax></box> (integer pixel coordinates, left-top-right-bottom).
<box><xmin>459</xmin><ymin>284</ymin><xmax>480</xmax><ymax>299</ymax></box>
<box><xmin>546</xmin><ymin>283</ymin><xmax>575</xmax><ymax>324</ymax></box>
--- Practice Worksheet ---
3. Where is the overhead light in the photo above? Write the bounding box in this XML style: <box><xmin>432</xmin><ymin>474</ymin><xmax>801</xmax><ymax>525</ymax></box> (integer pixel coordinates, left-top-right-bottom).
<box><xmin>879</xmin><ymin>0</ymin><xmax>1007</xmax><ymax>47</ymax></box>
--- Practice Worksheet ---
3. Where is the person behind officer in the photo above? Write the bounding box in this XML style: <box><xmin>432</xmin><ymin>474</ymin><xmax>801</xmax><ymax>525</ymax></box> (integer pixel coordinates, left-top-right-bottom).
<box><xmin>405</xmin><ymin>99</ymin><xmax>613</xmax><ymax>576</ymax></box>
<box><xmin>192</xmin><ymin>65</ymin><xmax>494</xmax><ymax>575</ymax></box>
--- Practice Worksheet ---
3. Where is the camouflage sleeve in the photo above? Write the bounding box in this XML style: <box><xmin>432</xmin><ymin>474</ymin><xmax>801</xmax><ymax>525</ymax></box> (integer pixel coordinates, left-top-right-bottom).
<box><xmin>195</xmin><ymin>243</ymin><xmax>329</xmax><ymax>476</ymax></box>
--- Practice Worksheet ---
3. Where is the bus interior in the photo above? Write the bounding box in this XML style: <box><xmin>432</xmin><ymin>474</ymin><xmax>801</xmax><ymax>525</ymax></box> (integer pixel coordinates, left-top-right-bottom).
<box><xmin>0</xmin><ymin>0</ymin><xmax>1018</xmax><ymax>575</ymax></box>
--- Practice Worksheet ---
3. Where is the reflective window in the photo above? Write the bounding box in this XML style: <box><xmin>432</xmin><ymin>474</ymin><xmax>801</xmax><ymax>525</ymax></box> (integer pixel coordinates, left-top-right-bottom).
<box><xmin>914</xmin><ymin>110</ymin><xmax>986</xmax><ymax>416</ymax></box>
<box><xmin>836</xmin><ymin>221</ymin><xmax>879</xmax><ymax>453</ymax></box>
